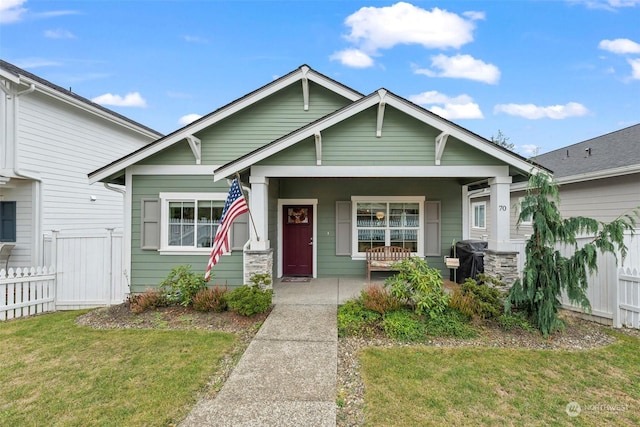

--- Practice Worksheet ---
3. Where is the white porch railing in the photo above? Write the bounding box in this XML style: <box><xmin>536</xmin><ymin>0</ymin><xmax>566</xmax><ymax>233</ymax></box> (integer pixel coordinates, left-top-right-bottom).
<box><xmin>0</xmin><ymin>267</ymin><xmax>56</xmax><ymax>320</ymax></box>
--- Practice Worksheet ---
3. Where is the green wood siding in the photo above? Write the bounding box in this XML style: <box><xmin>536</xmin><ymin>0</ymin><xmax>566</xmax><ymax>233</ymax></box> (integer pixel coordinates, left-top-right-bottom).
<box><xmin>139</xmin><ymin>82</ymin><xmax>349</xmax><ymax>166</ymax></box>
<box><xmin>260</xmin><ymin>106</ymin><xmax>503</xmax><ymax>167</ymax></box>
<box><xmin>130</xmin><ymin>175</ymin><xmax>245</xmax><ymax>292</ymax></box>
<box><xmin>278</xmin><ymin>178</ymin><xmax>461</xmax><ymax>277</ymax></box>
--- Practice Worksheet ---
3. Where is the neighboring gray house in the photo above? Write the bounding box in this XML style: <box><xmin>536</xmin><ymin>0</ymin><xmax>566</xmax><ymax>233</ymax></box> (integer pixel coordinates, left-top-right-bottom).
<box><xmin>509</xmin><ymin>123</ymin><xmax>640</xmax><ymax>239</ymax></box>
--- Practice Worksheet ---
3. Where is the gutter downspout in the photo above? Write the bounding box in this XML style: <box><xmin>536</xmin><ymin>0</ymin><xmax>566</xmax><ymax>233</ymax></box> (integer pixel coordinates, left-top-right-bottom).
<box><xmin>7</xmin><ymin>81</ymin><xmax>42</xmax><ymax>264</ymax></box>
<box><xmin>103</xmin><ymin>182</ymin><xmax>128</xmax><ymax>300</ymax></box>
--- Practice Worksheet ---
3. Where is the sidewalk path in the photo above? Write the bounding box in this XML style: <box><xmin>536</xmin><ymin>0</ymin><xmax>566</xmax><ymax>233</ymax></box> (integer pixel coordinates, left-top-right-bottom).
<box><xmin>181</xmin><ymin>278</ymin><xmax>365</xmax><ymax>427</ymax></box>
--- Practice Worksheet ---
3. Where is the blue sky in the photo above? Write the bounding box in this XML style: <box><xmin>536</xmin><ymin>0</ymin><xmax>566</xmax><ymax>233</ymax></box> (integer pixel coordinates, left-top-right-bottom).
<box><xmin>1</xmin><ymin>0</ymin><xmax>639</xmax><ymax>155</ymax></box>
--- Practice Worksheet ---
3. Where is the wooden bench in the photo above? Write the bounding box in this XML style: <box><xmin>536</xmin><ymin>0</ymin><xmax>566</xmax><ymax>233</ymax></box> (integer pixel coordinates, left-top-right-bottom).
<box><xmin>365</xmin><ymin>246</ymin><xmax>412</xmax><ymax>283</ymax></box>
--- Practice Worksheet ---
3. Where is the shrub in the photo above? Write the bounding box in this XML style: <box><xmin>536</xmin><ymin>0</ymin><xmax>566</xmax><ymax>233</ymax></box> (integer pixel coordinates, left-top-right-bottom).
<box><xmin>449</xmin><ymin>275</ymin><xmax>504</xmax><ymax>320</ymax></box>
<box><xmin>192</xmin><ymin>286</ymin><xmax>228</xmax><ymax>312</ymax></box>
<box><xmin>423</xmin><ymin>308</ymin><xmax>477</xmax><ymax>338</ymax></box>
<box><xmin>227</xmin><ymin>285</ymin><xmax>273</xmax><ymax>316</ymax></box>
<box><xmin>129</xmin><ymin>289</ymin><xmax>168</xmax><ymax>314</ymax></box>
<box><xmin>159</xmin><ymin>265</ymin><xmax>207</xmax><ymax>307</ymax></box>
<box><xmin>337</xmin><ymin>299</ymin><xmax>381</xmax><ymax>337</ymax></box>
<box><xmin>382</xmin><ymin>309</ymin><xmax>427</xmax><ymax>341</ymax></box>
<box><xmin>384</xmin><ymin>257</ymin><xmax>449</xmax><ymax>318</ymax></box>
<box><xmin>496</xmin><ymin>312</ymin><xmax>536</xmax><ymax>332</ymax></box>
<box><xmin>361</xmin><ymin>284</ymin><xmax>402</xmax><ymax>315</ymax></box>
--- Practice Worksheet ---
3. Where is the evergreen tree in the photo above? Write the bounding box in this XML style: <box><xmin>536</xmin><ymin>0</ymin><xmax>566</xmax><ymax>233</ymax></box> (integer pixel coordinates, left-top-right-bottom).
<box><xmin>506</xmin><ymin>172</ymin><xmax>638</xmax><ymax>337</ymax></box>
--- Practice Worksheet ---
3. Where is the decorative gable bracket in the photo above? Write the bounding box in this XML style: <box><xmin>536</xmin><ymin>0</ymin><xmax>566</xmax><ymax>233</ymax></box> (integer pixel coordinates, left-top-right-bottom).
<box><xmin>376</xmin><ymin>89</ymin><xmax>387</xmax><ymax>138</ymax></box>
<box><xmin>301</xmin><ymin>65</ymin><xmax>310</xmax><ymax>111</ymax></box>
<box><xmin>314</xmin><ymin>131</ymin><xmax>322</xmax><ymax>166</ymax></box>
<box><xmin>435</xmin><ymin>131</ymin><xmax>449</xmax><ymax>166</ymax></box>
<box><xmin>185</xmin><ymin>135</ymin><xmax>202</xmax><ymax>165</ymax></box>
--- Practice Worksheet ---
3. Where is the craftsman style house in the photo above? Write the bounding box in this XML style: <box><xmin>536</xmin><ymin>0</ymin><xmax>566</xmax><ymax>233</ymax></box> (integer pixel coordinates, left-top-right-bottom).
<box><xmin>89</xmin><ymin>65</ymin><xmax>545</xmax><ymax>292</ymax></box>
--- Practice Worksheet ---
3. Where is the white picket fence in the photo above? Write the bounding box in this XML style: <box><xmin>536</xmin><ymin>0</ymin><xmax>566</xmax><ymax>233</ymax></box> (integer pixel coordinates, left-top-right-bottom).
<box><xmin>509</xmin><ymin>229</ymin><xmax>640</xmax><ymax>328</ymax></box>
<box><xmin>0</xmin><ymin>267</ymin><xmax>56</xmax><ymax>320</ymax></box>
<box><xmin>0</xmin><ymin>229</ymin><xmax>126</xmax><ymax>321</ymax></box>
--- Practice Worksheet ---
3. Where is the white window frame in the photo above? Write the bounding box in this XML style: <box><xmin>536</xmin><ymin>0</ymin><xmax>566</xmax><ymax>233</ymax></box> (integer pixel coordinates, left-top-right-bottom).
<box><xmin>517</xmin><ymin>197</ymin><xmax>533</xmax><ymax>226</ymax></box>
<box><xmin>351</xmin><ymin>196</ymin><xmax>425</xmax><ymax>259</ymax></box>
<box><xmin>472</xmin><ymin>201</ymin><xmax>487</xmax><ymax>230</ymax></box>
<box><xmin>159</xmin><ymin>192</ymin><xmax>228</xmax><ymax>255</ymax></box>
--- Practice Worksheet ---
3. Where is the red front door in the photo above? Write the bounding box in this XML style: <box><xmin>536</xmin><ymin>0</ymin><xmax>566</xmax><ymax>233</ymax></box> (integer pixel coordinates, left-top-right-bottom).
<box><xmin>283</xmin><ymin>205</ymin><xmax>313</xmax><ymax>276</ymax></box>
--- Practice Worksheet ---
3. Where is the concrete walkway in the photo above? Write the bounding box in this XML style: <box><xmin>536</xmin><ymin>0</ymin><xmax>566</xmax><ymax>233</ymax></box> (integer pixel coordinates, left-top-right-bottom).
<box><xmin>181</xmin><ymin>278</ymin><xmax>367</xmax><ymax>427</ymax></box>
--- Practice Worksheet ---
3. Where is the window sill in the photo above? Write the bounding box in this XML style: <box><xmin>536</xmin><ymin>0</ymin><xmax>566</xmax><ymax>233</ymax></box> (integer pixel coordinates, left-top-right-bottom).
<box><xmin>158</xmin><ymin>248</ymin><xmax>232</xmax><ymax>256</ymax></box>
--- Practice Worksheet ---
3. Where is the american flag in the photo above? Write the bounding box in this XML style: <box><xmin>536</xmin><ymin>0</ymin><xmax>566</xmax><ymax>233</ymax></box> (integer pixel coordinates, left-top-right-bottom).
<box><xmin>204</xmin><ymin>178</ymin><xmax>249</xmax><ymax>281</ymax></box>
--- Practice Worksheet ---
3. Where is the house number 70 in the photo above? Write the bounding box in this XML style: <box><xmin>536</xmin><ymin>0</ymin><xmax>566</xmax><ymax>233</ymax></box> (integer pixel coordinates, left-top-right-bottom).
<box><xmin>498</xmin><ymin>205</ymin><xmax>507</xmax><ymax>211</ymax></box>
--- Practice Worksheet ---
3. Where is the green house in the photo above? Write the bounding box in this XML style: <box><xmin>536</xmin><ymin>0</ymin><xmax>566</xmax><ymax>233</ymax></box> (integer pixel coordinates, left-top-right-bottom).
<box><xmin>89</xmin><ymin>65</ymin><xmax>542</xmax><ymax>293</ymax></box>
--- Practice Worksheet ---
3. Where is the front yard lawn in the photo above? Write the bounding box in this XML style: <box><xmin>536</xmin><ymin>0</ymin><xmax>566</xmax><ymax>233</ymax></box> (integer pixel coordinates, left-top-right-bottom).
<box><xmin>0</xmin><ymin>310</ymin><xmax>238</xmax><ymax>426</ymax></box>
<box><xmin>360</xmin><ymin>331</ymin><xmax>640</xmax><ymax>426</ymax></box>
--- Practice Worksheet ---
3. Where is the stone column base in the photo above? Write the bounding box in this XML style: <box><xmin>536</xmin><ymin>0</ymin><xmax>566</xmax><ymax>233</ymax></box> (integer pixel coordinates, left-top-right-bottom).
<box><xmin>483</xmin><ymin>250</ymin><xmax>519</xmax><ymax>289</ymax></box>
<box><xmin>243</xmin><ymin>248</ymin><xmax>274</xmax><ymax>287</ymax></box>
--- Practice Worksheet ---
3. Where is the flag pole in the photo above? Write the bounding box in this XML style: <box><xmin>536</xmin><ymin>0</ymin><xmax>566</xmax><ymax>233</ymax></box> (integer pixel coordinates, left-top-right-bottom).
<box><xmin>235</xmin><ymin>172</ymin><xmax>260</xmax><ymax>242</ymax></box>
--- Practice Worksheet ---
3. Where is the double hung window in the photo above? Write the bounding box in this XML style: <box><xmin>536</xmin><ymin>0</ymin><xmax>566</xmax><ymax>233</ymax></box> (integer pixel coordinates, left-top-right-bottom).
<box><xmin>472</xmin><ymin>202</ymin><xmax>486</xmax><ymax>230</ymax></box>
<box><xmin>352</xmin><ymin>196</ymin><xmax>424</xmax><ymax>256</ymax></box>
<box><xmin>161</xmin><ymin>193</ymin><xmax>227</xmax><ymax>251</ymax></box>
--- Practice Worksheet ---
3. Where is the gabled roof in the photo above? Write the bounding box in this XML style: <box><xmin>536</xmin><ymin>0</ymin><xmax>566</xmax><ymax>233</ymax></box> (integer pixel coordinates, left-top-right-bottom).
<box><xmin>0</xmin><ymin>59</ymin><xmax>162</xmax><ymax>138</ymax></box>
<box><xmin>535</xmin><ymin>123</ymin><xmax>640</xmax><ymax>180</ymax></box>
<box><xmin>89</xmin><ymin>65</ymin><xmax>363</xmax><ymax>183</ymax></box>
<box><xmin>213</xmin><ymin>89</ymin><xmax>546</xmax><ymax>181</ymax></box>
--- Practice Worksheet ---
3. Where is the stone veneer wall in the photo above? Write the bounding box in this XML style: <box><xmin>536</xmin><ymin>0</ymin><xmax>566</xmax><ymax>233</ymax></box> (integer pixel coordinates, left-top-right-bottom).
<box><xmin>483</xmin><ymin>250</ymin><xmax>519</xmax><ymax>289</ymax></box>
<box><xmin>243</xmin><ymin>249</ymin><xmax>274</xmax><ymax>287</ymax></box>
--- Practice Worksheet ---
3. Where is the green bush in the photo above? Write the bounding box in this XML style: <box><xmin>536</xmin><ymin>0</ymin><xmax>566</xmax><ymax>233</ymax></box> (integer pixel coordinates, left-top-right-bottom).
<box><xmin>192</xmin><ymin>286</ymin><xmax>228</xmax><ymax>312</ymax></box>
<box><xmin>384</xmin><ymin>257</ymin><xmax>449</xmax><ymax>318</ymax></box>
<box><xmin>423</xmin><ymin>308</ymin><xmax>477</xmax><ymax>338</ymax></box>
<box><xmin>449</xmin><ymin>275</ymin><xmax>504</xmax><ymax>320</ymax></box>
<box><xmin>496</xmin><ymin>312</ymin><xmax>536</xmax><ymax>332</ymax></box>
<box><xmin>337</xmin><ymin>299</ymin><xmax>381</xmax><ymax>337</ymax></box>
<box><xmin>227</xmin><ymin>285</ymin><xmax>273</xmax><ymax>316</ymax></box>
<box><xmin>382</xmin><ymin>309</ymin><xmax>427</xmax><ymax>341</ymax></box>
<box><xmin>361</xmin><ymin>284</ymin><xmax>402</xmax><ymax>315</ymax></box>
<box><xmin>159</xmin><ymin>265</ymin><xmax>207</xmax><ymax>306</ymax></box>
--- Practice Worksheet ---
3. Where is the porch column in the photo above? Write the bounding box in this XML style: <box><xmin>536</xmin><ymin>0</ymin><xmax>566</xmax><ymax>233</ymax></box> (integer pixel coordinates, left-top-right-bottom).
<box><xmin>488</xmin><ymin>176</ymin><xmax>512</xmax><ymax>251</ymax></box>
<box><xmin>248</xmin><ymin>176</ymin><xmax>270</xmax><ymax>250</ymax></box>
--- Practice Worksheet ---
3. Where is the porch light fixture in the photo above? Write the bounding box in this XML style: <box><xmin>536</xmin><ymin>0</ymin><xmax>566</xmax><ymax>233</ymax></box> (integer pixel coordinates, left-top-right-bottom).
<box><xmin>376</xmin><ymin>211</ymin><xmax>385</xmax><ymax>220</ymax></box>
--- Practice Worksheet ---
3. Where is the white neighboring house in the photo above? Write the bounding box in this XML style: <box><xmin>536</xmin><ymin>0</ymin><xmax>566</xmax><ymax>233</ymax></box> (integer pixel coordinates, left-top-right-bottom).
<box><xmin>0</xmin><ymin>60</ymin><xmax>161</xmax><ymax>277</ymax></box>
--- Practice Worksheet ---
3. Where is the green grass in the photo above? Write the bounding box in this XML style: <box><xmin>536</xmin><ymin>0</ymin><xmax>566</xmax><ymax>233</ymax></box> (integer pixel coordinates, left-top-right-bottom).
<box><xmin>361</xmin><ymin>331</ymin><xmax>640</xmax><ymax>426</ymax></box>
<box><xmin>0</xmin><ymin>311</ymin><xmax>237</xmax><ymax>426</ymax></box>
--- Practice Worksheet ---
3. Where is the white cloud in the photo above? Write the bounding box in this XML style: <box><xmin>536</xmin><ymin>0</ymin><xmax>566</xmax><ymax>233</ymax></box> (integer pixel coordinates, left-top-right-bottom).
<box><xmin>598</xmin><ymin>38</ymin><xmax>640</xmax><ymax>54</ymax></box>
<box><xmin>494</xmin><ymin>102</ymin><xmax>589</xmax><ymax>119</ymax></box>
<box><xmin>629</xmin><ymin>58</ymin><xmax>640</xmax><ymax>79</ymax></box>
<box><xmin>570</xmin><ymin>0</ymin><xmax>640</xmax><ymax>10</ymax></box>
<box><xmin>44</xmin><ymin>28</ymin><xmax>75</xmax><ymax>39</ymax></box>
<box><xmin>409</xmin><ymin>90</ymin><xmax>483</xmax><ymax>119</ymax></box>
<box><xmin>519</xmin><ymin>144</ymin><xmax>540</xmax><ymax>157</ymax></box>
<box><xmin>0</xmin><ymin>0</ymin><xmax>27</xmax><ymax>24</ymax></box>
<box><xmin>13</xmin><ymin>58</ymin><xmax>62</xmax><ymax>68</ymax></box>
<box><xmin>91</xmin><ymin>92</ymin><xmax>147</xmax><ymax>107</ymax></box>
<box><xmin>462</xmin><ymin>11</ymin><xmax>486</xmax><ymax>20</ymax></box>
<box><xmin>178</xmin><ymin>114</ymin><xmax>202</xmax><ymax>126</ymax></box>
<box><xmin>183</xmin><ymin>35</ymin><xmax>208</xmax><ymax>43</ymax></box>
<box><xmin>414</xmin><ymin>54</ymin><xmax>500</xmax><ymax>84</ymax></box>
<box><xmin>329</xmin><ymin>49</ymin><xmax>374</xmax><ymax>68</ymax></box>
<box><xmin>343</xmin><ymin>3</ymin><xmax>476</xmax><ymax>53</ymax></box>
